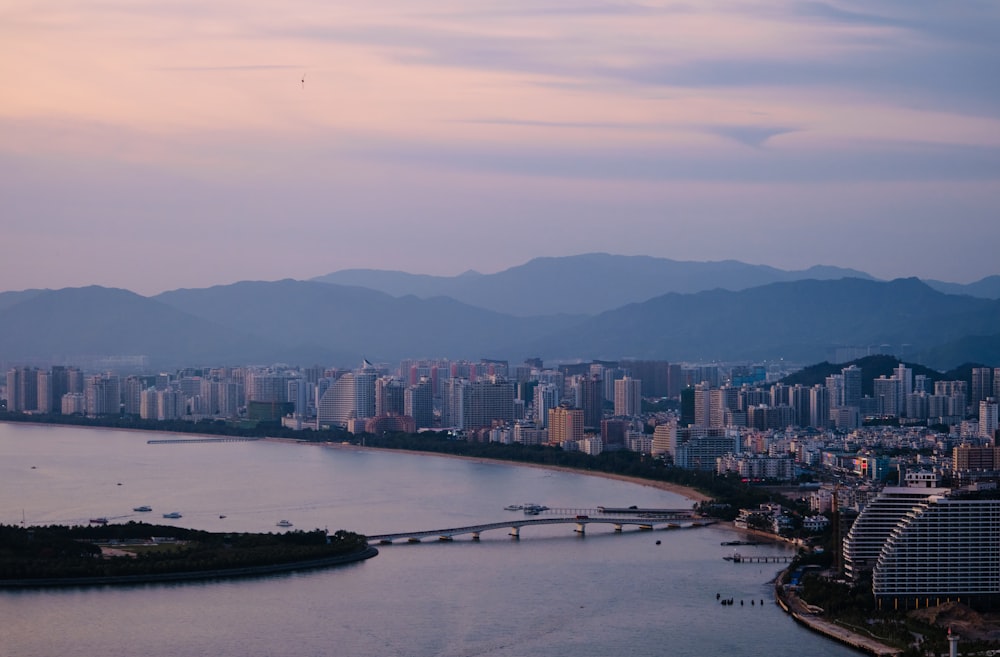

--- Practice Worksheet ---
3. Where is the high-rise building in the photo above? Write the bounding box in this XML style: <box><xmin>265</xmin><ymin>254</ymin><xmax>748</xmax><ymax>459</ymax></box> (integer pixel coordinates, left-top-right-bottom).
<box><xmin>693</xmin><ymin>382</ymin><xmax>711</xmax><ymax>427</ymax></box>
<box><xmin>5</xmin><ymin>367</ymin><xmax>39</xmax><ymax>412</ymax></box>
<box><xmin>548</xmin><ymin>405</ymin><xmax>583</xmax><ymax>445</ymax></box>
<box><xmin>980</xmin><ymin>397</ymin><xmax>999</xmax><ymax>439</ymax></box>
<box><xmin>809</xmin><ymin>385</ymin><xmax>830</xmax><ymax>429</ymax></box>
<box><xmin>651</xmin><ymin>422</ymin><xmax>676</xmax><ymax>457</ymax></box>
<box><xmin>375</xmin><ymin>377</ymin><xmax>405</xmax><ymax>417</ymax></box>
<box><xmin>842</xmin><ymin>365</ymin><xmax>862</xmax><ymax>408</ymax></box>
<box><xmin>971</xmin><ymin>368</ymin><xmax>993</xmax><ymax>408</ymax></box>
<box><xmin>614</xmin><ymin>376</ymin><xmax>642</xmax><ymax>417</ymax></box>
<box><xmin>578</xmin><ymin>375</ymin><xmax>603</xmax><ymax>428</ymax></box>
<box><xmin>84</xmin><ymin>374</ymin><xmax>120</xmax><ymax>417</ymax></box>
<box><xmin>843</xmin><ymin>475</ymin><xmax>948</xmax><ymax>581</ymax></box>
<box><xmin>533</xmin><ymin>383</ymin><xmax>559</xmax><ymax>429</ymax></box>
<box><xmin>405</xmin><ymin>378</ymin><xmax>434</xmax><ymax>429</ymax></box>
<box><xmin>316</xmin><ymin>367</ymin><xmax>376</xmax><ymax>429</ymax></box>
<box><xmin>873</xmin><ymin>493</ymin><xmax>1000</xmax><ymax>610</ymax></box>
<box><xmin>873</xmin><ymin>376</ymin><xmax>900</xmax><ymax>417</ymax></box>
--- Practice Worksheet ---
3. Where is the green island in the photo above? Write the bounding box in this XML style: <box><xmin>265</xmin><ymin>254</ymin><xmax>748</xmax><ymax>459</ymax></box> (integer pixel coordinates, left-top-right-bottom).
<box><xmin>0</xmin><ymin>522</ymin><xmax>375</xmax><ymax>588</ymax></box>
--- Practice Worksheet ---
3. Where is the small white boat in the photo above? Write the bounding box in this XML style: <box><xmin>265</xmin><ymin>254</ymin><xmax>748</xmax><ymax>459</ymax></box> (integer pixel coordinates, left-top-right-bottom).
<box><xmin>133</xmin><ymin>505</ymin><xmax>152</xmax><ymax>513</ymax></box>
<box><xmin>162</xmin><ymin>512</ymin><xmax>183</xmax><ymax>519</ymax></box>
<box><xmin>276</xmin><ymin>519</ymin><xmax>293</xmax><ymax>527</ymax></box>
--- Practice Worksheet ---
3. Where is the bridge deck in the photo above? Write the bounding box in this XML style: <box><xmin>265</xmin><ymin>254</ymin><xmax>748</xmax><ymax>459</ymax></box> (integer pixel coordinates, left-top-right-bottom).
<box><xmin>366</xmin><ymin>512</ymin><xmax>708</xmax><ymax>542</ymax></box>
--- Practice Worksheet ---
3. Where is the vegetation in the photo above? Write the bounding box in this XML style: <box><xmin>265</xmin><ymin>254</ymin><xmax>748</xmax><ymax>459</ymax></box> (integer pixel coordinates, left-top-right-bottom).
<box><xmin>0</xmin><ymin>522</ymin><xmax>368</xmax><ymax>583</ymax></box>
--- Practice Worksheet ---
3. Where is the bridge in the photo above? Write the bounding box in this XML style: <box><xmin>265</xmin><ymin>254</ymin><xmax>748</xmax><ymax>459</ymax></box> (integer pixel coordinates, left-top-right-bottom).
<box><xmin>365</xmin><ymin>508</ymin><xmax>711</xmax><ymax>544</ymax></box>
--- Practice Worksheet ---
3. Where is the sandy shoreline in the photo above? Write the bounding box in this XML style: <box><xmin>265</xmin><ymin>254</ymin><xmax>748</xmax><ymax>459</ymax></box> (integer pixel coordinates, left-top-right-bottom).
<box><xmin>1</xmin><ymin>419</ymin><xmax>712</xmax><ymax>504</ymax></box>
<box><xmin>274</xmin><ymin>438</ymin><xmax>712</xmax><ymax>504</ymax></box>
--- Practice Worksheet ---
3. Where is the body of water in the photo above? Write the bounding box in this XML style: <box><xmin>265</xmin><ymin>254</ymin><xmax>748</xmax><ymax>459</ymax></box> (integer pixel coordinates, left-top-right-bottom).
<box><xmin>0</xmin><ymin>423</ymin><xmax>859</xmax><ymax>657</ymax></box>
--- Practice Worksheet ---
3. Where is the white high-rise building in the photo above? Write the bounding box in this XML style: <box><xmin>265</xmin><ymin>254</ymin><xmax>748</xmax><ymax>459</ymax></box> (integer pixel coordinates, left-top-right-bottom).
<box><xmin>533</xmin><ymin>383</ymin><xmax>559</xmax><ymax>428</ymax></box>
<box><xmin>614</xmin><ymin>376</ymin><xmax>642</xmax><ymax>417</ymax></box>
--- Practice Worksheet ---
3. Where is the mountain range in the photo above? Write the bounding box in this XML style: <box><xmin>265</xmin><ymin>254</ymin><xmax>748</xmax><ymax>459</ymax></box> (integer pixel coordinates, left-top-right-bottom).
<box><xmin>0</xmin><ymin>255</ymin><xmax>997</xmax><ymax>370</ymax></box>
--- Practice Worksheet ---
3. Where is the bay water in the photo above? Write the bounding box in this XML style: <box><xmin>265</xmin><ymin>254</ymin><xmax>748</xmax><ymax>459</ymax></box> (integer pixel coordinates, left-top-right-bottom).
<box><xmin>0</xmin><ymin>423</ymin><xmax>859</xmax><ymax>657</ymax></box>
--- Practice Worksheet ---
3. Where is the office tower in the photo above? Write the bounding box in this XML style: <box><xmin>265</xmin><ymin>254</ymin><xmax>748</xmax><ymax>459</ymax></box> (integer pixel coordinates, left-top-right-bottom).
<box><xmin>842</xmin><ymin>365</ymin><xmax>862</xmax><ymax>408</ymax></box>
<box><xmin>548</xmin><ymin>405</ymin><xmax>583</xmax><ymax>445</ymax></box>
<box><xmin>679</xmin><ymin>387</ymin><xmax>695</xmax><ymax>426</ymax></box>
<box><xmin>614</xmin><ymin>376</ymin><xmax>642</xmax><ymax>417</ymax></box>
<box><xmin>533</xmin><ymin>383</ymin><xmax>559</xmax><ymax>428</ymax></box>
<box><xmin>375</xmin><ymin>377</ymin><xmax>405</xmax><ymax>416</ymax></box>
<box><xmin>405</xmin><ymin>378</ymin><xmax>434</xmax><ymax>429</ymax></box>
<box><xmin>971</xmin><ymin>368</ymin><xmax>993</xmax><ymax>407</ymax></box>
<box><xmin>578</xmin><ymin>375</ymin><xmax>603</xmax><ymax>428</ymax></box>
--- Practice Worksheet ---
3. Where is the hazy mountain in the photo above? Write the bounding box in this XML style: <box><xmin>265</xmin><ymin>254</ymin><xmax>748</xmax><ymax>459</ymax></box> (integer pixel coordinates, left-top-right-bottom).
<box><xmin>154</xmin><ymin>279</ymin><xmax>582</xmax><ymax>364</ymax></box>
<box><xmin>0</xmin><ymin>286</ymin><xmax>292</xmax><ymax>368</ymax></box>
<box><xmin>2</xmin><ymin>278</ymin><xmax>997</xmax><ymax>370</ymax></box>
<box><xmin>923</xmin><ymin>275</ymin><xmax>1000</xmax><ymax>299</ymax></box>
<box><xmin>919</xmin><ymin>334</ymin><xmax>1000</xmax><ymax>371</ymax></box>
<box><xmin>515</xmin><ymin>278</ymin><xmax>1000</xmax><ymax>365</ymax></box>
<box><xmin>312</xmin><ymin>253</ymin><xmax>873</xmax><ymax>316</ymax></box>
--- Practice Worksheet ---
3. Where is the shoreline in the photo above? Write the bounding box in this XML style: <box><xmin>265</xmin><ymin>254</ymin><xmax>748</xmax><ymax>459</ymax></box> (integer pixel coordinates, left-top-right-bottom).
<box><xmin>274</xmin><ymin>438</ymin><xmax>713</xmax><ymax>504</ymax></box>
<box><xmin>0</xmin><ymin>546</ymin><xmax>379</xmax><ymax>590</ymax></box>
<box><xmin>2</xmin><ymin>418</ymin><xmax>711</xmax><ymax>503</ymax></box>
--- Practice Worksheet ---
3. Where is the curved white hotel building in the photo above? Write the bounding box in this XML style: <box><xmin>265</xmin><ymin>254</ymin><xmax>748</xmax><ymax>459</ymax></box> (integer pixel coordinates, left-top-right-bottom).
<box><xmin>872</xmin><ymin>494</ymin><xmax>1000</xmax><ymax>610</ymax></box>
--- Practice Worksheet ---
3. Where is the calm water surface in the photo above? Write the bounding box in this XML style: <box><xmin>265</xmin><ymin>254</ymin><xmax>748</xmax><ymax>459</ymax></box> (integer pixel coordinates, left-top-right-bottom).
<box><xmin>0</xmin><ymin>423</ymin><xmax>859</xmax><ymax>657</ymax></box>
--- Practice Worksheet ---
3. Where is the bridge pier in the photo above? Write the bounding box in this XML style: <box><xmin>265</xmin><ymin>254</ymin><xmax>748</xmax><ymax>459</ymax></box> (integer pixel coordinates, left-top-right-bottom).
<box><xmin>614</xmin><ymin>524</ymin><xmax>622</xmax><ymax>532</ymax></box>
<box><xmin>407</xmin><ymin>537</ymin><xmax>421</xmax><ymax>543</ymax></box>
<box><xmin>472</xmin><ymin>532</ymin><xmax>480</xmax><ymax>541</ymax></box>
<box><xmin>509</xmin><ymin>526</ymin><xmax>520</xmax><ymax>538</ymax></box>
<box><xmin>438</xmin><ymin>535</ymin><xmax>453</xmax><ymax>542</ymax></box>
<box><xmin>639</xmin><ymin>525</ymin><xmax>653</xmax><ymax>531</ymax></box>
<box><xmin>575</xmin><ymin>522</ymin><xmax>586</xmax><ymax>534</ymax></box>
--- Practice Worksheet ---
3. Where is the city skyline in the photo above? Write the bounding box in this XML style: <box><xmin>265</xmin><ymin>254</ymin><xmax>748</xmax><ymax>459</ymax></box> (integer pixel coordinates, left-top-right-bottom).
<box><xmin>3</xmin><ymin>1</ymin><xmax>1000</xmax><ymax>295</ymax></box>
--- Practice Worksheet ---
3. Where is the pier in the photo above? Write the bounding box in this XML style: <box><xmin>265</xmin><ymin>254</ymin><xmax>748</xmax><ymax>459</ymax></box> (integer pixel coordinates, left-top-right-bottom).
<box><xmin>147</xmin><ymin>437</ymin><xmax>263</xmax><ymax>444</ymax></box>
<box><xmin>724</xmin><ymin>553</ymin><xmax>793</xmax><ymax>563</ymax></box>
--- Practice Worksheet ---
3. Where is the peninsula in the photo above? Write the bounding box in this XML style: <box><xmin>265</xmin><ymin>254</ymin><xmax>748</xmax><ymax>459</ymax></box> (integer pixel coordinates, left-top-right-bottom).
<box><xmin>0</xmin><ymin>522</ymin><xmax>375</xmax><ymax>588</ymax></box>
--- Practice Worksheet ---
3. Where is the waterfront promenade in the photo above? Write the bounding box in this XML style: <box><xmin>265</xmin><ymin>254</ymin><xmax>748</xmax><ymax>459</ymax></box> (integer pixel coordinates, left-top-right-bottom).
<box><xmin>775</xmin><ymin>574</ymin><xmax>901</xmax><ymax>657</ymax></box>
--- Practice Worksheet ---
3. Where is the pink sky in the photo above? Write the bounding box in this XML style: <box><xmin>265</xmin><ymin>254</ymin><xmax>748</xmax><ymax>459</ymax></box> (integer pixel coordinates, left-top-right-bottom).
<box><xmin>2</xmin><ymin>0</ymin><xmax>999</xmax><ymax>294</ymax></box>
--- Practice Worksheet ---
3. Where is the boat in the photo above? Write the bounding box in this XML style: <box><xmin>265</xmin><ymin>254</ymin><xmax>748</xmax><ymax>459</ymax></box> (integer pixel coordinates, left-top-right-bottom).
<box><xmin>133</xmin><ymin>505</ymin><xmax>152</xmax><ymax>513</ymax></box>
<box><xmin>89</xmin><ymin>517</ymin><xmax>108</xmax><ymax>525</ymax></box>
<box><xmin>504</xmin><ymin>505</ymin><xmax>522</xmax><ymax>511</ymax></box>
<box><xmin>219</xmin><ymin>514</ymin><xmax>227</xmax><ymax>519</ymax></box>
<box><xmin>162</xmin><ymin>512</ymin><xmax>182</xmax><ymax>519</ymax></box>
<box><xmin>276</xmin><ymin>520</ymin><xmax>293</xmax><ymax>527</ymax></box>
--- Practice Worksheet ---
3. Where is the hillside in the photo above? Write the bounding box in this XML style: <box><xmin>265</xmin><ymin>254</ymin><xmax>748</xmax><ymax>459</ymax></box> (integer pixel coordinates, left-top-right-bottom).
<box><xmin>312</xmin><ymin>253</ymin><xmax>872</xmax><ymax>316</ymax></box>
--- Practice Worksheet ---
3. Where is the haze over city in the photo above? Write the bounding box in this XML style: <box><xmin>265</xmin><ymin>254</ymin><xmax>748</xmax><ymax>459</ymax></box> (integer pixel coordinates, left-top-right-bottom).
<box><xmin>3</xmin><ymin>0</ymin><xmax>999</xmax><ymax>295</ymax></box>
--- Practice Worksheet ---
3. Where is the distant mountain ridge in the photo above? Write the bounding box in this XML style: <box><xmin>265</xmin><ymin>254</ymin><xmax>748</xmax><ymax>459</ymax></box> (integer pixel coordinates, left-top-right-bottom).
<box><xmin>311</xmin><ymin>253</ymin><xmax>875</xmax><ymax>316</ymax></box>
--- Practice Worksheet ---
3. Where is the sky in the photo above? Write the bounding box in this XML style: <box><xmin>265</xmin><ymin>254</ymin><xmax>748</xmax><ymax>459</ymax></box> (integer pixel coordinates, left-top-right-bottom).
<box><xmin>2</xmin><ymin>0</ymin><xmax>999</xmax><ymax>295</ymax></box>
